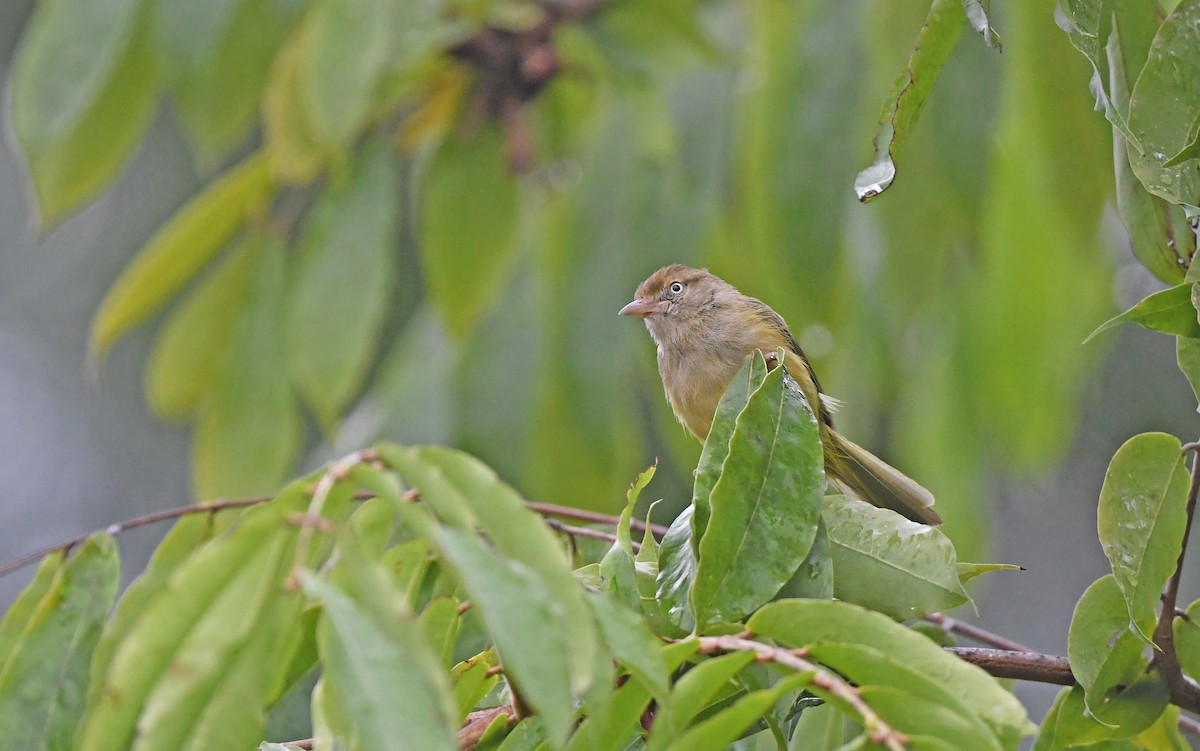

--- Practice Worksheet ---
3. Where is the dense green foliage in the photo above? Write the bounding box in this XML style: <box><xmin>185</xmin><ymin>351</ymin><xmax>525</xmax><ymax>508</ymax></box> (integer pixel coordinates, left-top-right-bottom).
<box><xmin>5</xmin><ymin>0</ymin><xmax>1200</xmax><ymax>748</ymax></box>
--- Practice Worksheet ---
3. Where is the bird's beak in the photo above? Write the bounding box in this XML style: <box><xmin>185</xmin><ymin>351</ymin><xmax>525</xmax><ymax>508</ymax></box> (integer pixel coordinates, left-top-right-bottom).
<box><xmin>618</xmin><ymin>298</ymin><xmax>661</xmax><ymax>317</ymax></box>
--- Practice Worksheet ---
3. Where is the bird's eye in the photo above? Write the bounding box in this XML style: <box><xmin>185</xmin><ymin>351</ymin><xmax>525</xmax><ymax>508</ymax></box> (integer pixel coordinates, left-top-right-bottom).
<box><xmin>669</xmin><ymin>282</ymin><xmax>684</xmax><ymax>294</ymax></box>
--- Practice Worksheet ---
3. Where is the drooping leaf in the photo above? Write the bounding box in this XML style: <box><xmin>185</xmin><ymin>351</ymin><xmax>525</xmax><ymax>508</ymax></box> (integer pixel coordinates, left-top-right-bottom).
<box><xmin>1126</xmin><ymin>0</ymin><xmax>1200</xmax><ymax>211</ymax></box>
<box><xmin>691</xmin><ymin>360</ymin><xmax>825</xmax><ymax>628</ymax></box>
<box><xmin>0</xmin><ymin>535</ymin><xmax>119</xmax><ymax>751</ymax></box>
<box><xmin>821</xmin><ymin>495</ymin><xmax>970</xmax><ymax>619</ymax></box>
<box><xmin>1096</xmin><ymin>432</ymin><xmax>1190</xmax><ymax>642</ymax></box>
<box><xmin>193</xmin><ymin>235</ymin><xmax>302</xmax><ymax>498</ymax></box>
<box><xmin>145</xmin><ymin>234</ymin><xmax>261</xmax><ymax>419</ymax></box>
<box><xmin>433</xmin><ymin>527</ymin><xmax>574</xmax><ymax>746</ymax></box>
<box><xmin>749</xmin><ymin>600</ymin><xmax>1035</xmax><ymax>746</ymax></box>
<box><xmin>262</xmin><ymin>26</ymin><xmax>327</xmax><ymax>184</ymax></box>
<box><xmin>1068</xmin><ymin>575</ymin><xmax>1151</xmax><ymax>722</ymax></box>
<box><xmin>302</xmin><ymin>551</ymin><xmax>457</xmax><ymax>751</ymax></box>
<box><xmin>1085</xmin><ymin>283</ymin><xmax>1200</xmax><ymax>343</ymax></box>
<box><xmin>91</xmin><ymin>152</ymin><xmax>276</xmax><ymax>355</ymax></box>
<box><xmin>9</xmin><ymin>0</ymin><xmax>155</xmax><ymax>227</ymax></box>
<box><xmin>855</xmin><ymin>0</ymin><xmax>966</xmax><ymax>201</ymax></box>
<box><xmin>961</xmin><ymin>0</ymin><xmax>1002</xmax><ymax>50</ymax></box>
<box><xmin>286</xmin><ymin>140</ymin><xmax>399</xmax><ymax>430</ymax></box>
<box><xmin>420</xmin><ymin>125</ymin><xmax>522</xmax><ymax>337</ymax></box>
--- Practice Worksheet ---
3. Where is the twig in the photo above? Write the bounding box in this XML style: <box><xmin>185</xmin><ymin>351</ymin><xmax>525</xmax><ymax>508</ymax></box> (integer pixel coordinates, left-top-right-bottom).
<box><xmin>944</xmin><ymin>647</ymin><xmax>1074</xmax><ymax>685</ymax></box>
<box><xmin>0</xmin><ymin>493</ymin><xmax>658</xmax><ymax>581</ymax></box>
<box><xmin>1151</xmin><ymin>444</ymin><xmax>1200</xmax><ymax>711</ymax></box>
<box><xmin>924</xmin><ymin>612</ymin><xmax>1034</xmax><ymax>652</ymax></box>
<box><xmin>543</xmin><ymin>518</ymin><xmax>633</xmax><ymax>550</ymax></box>
<box><xmin>694</xmin><ymin>635</ymin><xmax>908</xmax><ymax>751</ymax></box>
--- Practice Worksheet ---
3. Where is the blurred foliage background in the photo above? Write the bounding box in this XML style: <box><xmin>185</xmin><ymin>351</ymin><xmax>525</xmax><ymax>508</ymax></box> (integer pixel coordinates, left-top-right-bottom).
<box><xmin>3</xmin><ymin>0</ymin><xmax>1200</xmax><ymax>718</ymax></box>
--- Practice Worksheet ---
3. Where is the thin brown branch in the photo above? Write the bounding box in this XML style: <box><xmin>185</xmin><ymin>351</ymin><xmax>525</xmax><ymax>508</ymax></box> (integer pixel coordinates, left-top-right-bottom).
<box><xmin>924</xmin><ymin>612</ymin><xmax>1034</xmax><ymax>652</ymax></box>
<box><xmin>695</xmin><ymin>635</ymin><xmax>907</xmax><ymax>751</ymax></box>
<box><xmin>945</xmin><ymin>647</ymin><xmax>1074</xmax><ymax>685</ymax></box>
<box><xmin>1151</xmin><ymin>444</ymin><xmax>1200</xmax><ymax>712</ymax></box>
<box><xmin>543</xmin><ymin>518</ymin><xmax>633</xmax><ymax>551</ymax></box>
<box><xmin>526</xmin><ymin>501</ymin><xmax>668</xmax><ymax>538</ymax></box>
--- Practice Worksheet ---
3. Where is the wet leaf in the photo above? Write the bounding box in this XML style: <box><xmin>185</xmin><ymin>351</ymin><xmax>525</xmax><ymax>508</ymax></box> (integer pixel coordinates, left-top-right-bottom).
<box><xmin>821</xmin><ymin>495</ymin><xmax>971</xmax><ymax>620</ymax></box>
<box><xmin>691</xmin><ymin>357</ymin><xmax>825</xmax><ymax>628</ymax></box>
<box><xmin>855</xmin><ymin>0</ymin><xmax>966</xmax><ymax>201</ymax></box>
<box><xmin>1068</xmin><ymin>575</ymin><xmax>1149</xmax><ymax>722</ymax></box>
<box><xmin>775</xmin><ymin>518</ymin><xmax>834</xmax><ymax>601</ymax></box>
<box><xmin>961</xmin><ymin>0</ymin><xmax>1002</xmax><ymax>50</ymax></box>
<box><xmin>1084</xmin><ymin>283</ymin><xmax>1200</xmax><ymax>343</ymax></box>
<box><xmin>1097</xmin><ymin>432</ymin><xmax>1190</xmax><ymax>642</ymax></box>
<box><xmin>1127</xmin><ymin>0</ymin><xmax>1200</xmax><ymax>211</ymax></box>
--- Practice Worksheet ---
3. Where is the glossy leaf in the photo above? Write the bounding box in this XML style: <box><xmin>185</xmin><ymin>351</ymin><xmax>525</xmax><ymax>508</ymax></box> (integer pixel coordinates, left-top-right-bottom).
<box><xmin>420</xmin><ymin>125</ymin><xmax>521</xmax><ymax>337</ymax></box>
<box><xmin>1097</xmin><ymin>432</ymin><xmax>1190</xmax><ymax>641</ymax></box>
<box><xmin>1085</xmin><ymin>283</ymin><xmax>1200</xmax><ymax>343</ymax></box>
<box><xmin>656</xmin><ymin>506</ymin><xmax>697</xmax><ymax>632</ymax></box>
<box><xmin>1127</xmin><ymin>0</ymin><xmax>1200</xmax><ymax>211</ymax></box>
<box><xmin>692</xmin><ymin>352</ymin><xmax>769</xmax><ymax>538</ymax></box>
<box><xmin>286</xmin><ymin>141</ymin><xmax>399</xmax><ymax>430</ymax></box>
<box><xmin>303</xmin><ymin>556</ymin><xmax>457</xmax><ymax>751</ymax></box>
<box><xmin>749</xmin><ymin>600</ymin><xmax>1034</xmax><ymax>746</ymax></box>
<box><xmin>434</xmin><ymin>527</ymin><xmax>574</xmax><ymax>746</ymax></box>
<box><xmin>9</xmin><ymin>0</ymin><xmax>154</xmax><ymax>227</ymax></box>
<box><xmin>0</xmin><ymin>535</ymin><xmax>119</xmax><ymax>751</ymax></box>
<box><xmin>855</xmin><ymin>0</ymin><xmax>966</xmax><ymax>201</ymax></box>
<box><xmin>775</xmin><ymin>518</ymin><xmax>834</xmax><ymax>601</ymax></box>
<box><xmin>691</xmin><ymin>358</ymin><xmax>825</xmax><ymax>627</ymax></box>
<box><xmin>821</xmin><ymin>495</ymin><xmax>970</xmax><ymax>620</ymax></box>
<box><xmin>145</xmin><ymin>234</ymin><xmax>260</xmax><ymax>419</ymax></box>
<box><xmin>91</xmin><ymin>152</ymin><xmax>276</xmax><ymax>355</ymax></box>
<box><xmin>1068</xmin><ymin>575</ymin><xmax>1148</xmax><ymax>721</ymax></box>
<box><xmin>193</xmin><ymin>236</ymin><xmax>302</xmax><ymax>498</ymax></box>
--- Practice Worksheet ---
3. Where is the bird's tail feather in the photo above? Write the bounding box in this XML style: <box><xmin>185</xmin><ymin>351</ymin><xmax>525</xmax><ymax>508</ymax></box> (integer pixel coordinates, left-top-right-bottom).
<box><xmin>825</xmin><ymin>431</ymin><xmax>942</xmax><ymax>526</ymax></box>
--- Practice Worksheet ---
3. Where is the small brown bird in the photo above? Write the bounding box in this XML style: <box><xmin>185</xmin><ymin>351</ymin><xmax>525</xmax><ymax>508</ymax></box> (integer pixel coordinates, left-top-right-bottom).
<box><xmin>620</xmin><ymin>264</ymin><xmax>941</xmax><ymax>526</ymax></box>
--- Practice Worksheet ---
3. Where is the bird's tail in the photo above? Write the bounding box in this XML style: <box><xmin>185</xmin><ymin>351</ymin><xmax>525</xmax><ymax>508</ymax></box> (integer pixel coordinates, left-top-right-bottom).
<box><xmin>824</xmin><ymin>430</ymin><xmax>942</xmax><ymax>526</ymax></box>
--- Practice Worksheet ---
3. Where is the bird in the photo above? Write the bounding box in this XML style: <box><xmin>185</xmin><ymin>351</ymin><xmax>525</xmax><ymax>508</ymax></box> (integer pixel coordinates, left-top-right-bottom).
<box><xmin>619</xmin><ymin>264</ymin><xmax>941</xmax><ymax>526</ymax></box>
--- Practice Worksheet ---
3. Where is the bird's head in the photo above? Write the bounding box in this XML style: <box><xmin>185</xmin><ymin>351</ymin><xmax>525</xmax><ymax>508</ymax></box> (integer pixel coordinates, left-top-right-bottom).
<box><xmin>619</xmin><ymin>264</ymin><xmax>733</xmax><ymax>347</ymax></box>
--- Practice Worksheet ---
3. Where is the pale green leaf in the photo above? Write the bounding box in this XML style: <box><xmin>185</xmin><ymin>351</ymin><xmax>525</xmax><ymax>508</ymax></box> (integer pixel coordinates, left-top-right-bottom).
<box><xmin>1085</xmin><ymin>283</ymin><xmax>1200</xmax><ymax>343</ymax></box>
<box><xmin>1068</xmin><ymin>575</ymin><xmax>1150</xmax><ymax>723</ymax></box>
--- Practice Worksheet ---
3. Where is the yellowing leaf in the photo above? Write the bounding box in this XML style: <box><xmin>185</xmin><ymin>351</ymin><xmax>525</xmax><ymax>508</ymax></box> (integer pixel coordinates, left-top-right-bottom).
<box><xmin>91</xmin><ymin>152</ymin><xmax>276</xmax><ymax>356</ymax></box>
<box><xmin>263</xmin><ymin>28</ymin><xmax>327</xmax><ymax>185</ymax></box>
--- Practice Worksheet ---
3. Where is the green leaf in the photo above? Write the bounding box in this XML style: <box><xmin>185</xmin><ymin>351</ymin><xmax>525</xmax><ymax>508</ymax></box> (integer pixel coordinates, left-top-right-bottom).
<box><xmin>691</xmin><ymin>359</ymin><xmax>825</xmax><ymax>628</ymax></box>
<box><xmin>587</xmin><ymin>592</ymin><xmax>671</xmax><ymax>701</ymax></box>
<box><xmin>1130</xmin><ymin>705</ymin><xmax>1191</xmax><ymax>751</ymax></box>
<box><xmin>495</xmin><ymin>717</ymin><xmax>548</xmax><ymax>751</ymax></box>
<box><xmin>1085</xmin><ymin>283</ymin><xmax>1200</xmax><ymax>343</ymax></box>
<box><xmin>748</xmin><ymin>600</ymin><xmax>1034</xmax><ymax>746</ymax></box>
<box><xmin>9</xmin><ymin>0</ymin><xmax>155</xmax><ymax>227</ymax></box>
<box><xmin>692</xmin><ymin>352</ymin><xmax>770</xmax><ymax>538</ymax></box>
<box><xmin>166</xmin><ymin>0</ymin><xmax>299</xmax><ymax>163</ymax></box>
<box><xmin>961</xmin><ymin>0</ymin><xmax>1002</xmax><ymax>50</ymax></box>
<box><xmin>0</xmin><ymin>552</ymin><xmax>65</xmax><ymax>668</ymax></box>
<box><xmin>193</xmin><ymin>235</ymin><xmax>302</xmax><ymax>498</ymax></box>
<box><xmin>0</xmin><ymin>535</ymin><xmax>119</xmax><ymax>751</ymax></box>
<box><xmin>297</xmin><ymin>0</ymin><xmax>396</xmax><ymax>148</ymax></box>
<box><xmin>263</xmin><ymin>27</ymin><xmax>327</xmax><ymax>184</ymax></box>
<box><xmin>855</xmin><ymin>0</ymin><xmax>966</xmax><ymax>201</ymax></box>
<box><xmin>145</xmin><ymin>233</ymin><xmax>261</xmax><ymax>419</ymax></box>
<box><xmin>804</xmin><ymin>642</ymin><xmax>1001</xmax><ymax>751</ymax></box>
<box><xmin>856</xmin><ymin>686</ymin><xmax>992</xmax><ymax>750</ymax></box>
<box><xmin>1068</xmin><ymin>575</ymin><xmax>1151</xmax><ymax>723</ymax></box>
<box><xmin>418</xmin><ymin>597</ymin><xmax>462</xmax><ymax>670</ymax></box>
<box><xmin>451</xmin><ymin>651</ymin><xmax>500</xmax><ymax>723</ymax></box>
<box><xmin>656</xmin><ymin>505</ymin><xmax>698</xmax><ymax>632</ymax></box>
<box><xmin>664</xmin><ymin>651</ymin><xmax>756</xmax><ymax>731</ymax></box>
<box><xmin>286</xmin><ymin>140</ymin><xmax>399</xmax><ymax>430</ymax></box>
<box><xmin>420</xmin><ymin>125</ymin><xmax>522</xmax><ymax>337</ymax></box>
<box><xmin>76</xmin><ymin>483</ymin><xmax>310</xmax><ymax>751</ymax></box>
<box><xmin>1174</xmin><ymin>599</ymin><xmax>1200</xmax><ymax>680</ymax></box>
<box><xmin>820</xmin><ymin>495</ymin><xmax>971</xmax><ymax>620</ymax></box>
<box><xmin>775</xmin><ymin>518</ymin><xmax>834</xmax><ymax>601</ymax></box>
<box><xmin>1056</xmin><ymin>0</ymin><xmax>1137</xmax><ymax>144</ymax></box>
<box><xmin>90</xmin><ymin>152</ymin><xmax>276</xmax><ymax>355</ymax></box>
<box><xmin>1039</xmin><ymin>682</ymin><xmax>1168</xmax><ymax>749</ymax></box>
<box><xmin>1176</xmin><ymin>336</ymin><xmax>1200</xmax><ymax>404</ymax></box>
<box><xmin>1127</xmin><ymin>0</ymin><xmax>1200</xmax><ymax>211</ymax></box>
<box><xmin>663</xmin><ymin>672</ymin><xmax>811</xmax><ymax>751</ymax></box>
<box><xmin>1097</xmin><ymin>432</ymin><xmax>1190</xmax><ymax>642</ymax></box>
<box><xmin>434</xmin><ymin>527</ymin><xmax>574</xmax><ymax>746</ymax></box>
<box><xmin>956</xmin><ymin>562</ymin><xmax>1021</xmax><ymax>583</ymax></box>
<box><xmin>600</xmin><ymin>466</ymin><xmax>650</xmax><ymax>611</ymax></box>
<box><xmin>379</xmin><ymin>446</ymin><xmax>598</xmax><ymax>693</ymax></box>
<box><xmin>303</xmin><ymin>545</ymin><xmax>457</xmax><ymax>751</ymax></box>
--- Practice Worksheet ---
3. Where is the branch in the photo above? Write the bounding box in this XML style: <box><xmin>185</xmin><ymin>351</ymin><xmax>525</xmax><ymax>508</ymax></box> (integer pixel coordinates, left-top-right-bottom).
<box><xmin>1151</xmin><ymin>443</ymin><xmax>1200</xmax><ymax>711</ymax></box>
<box><xmin>0</xmin><ymin>493</ymin><xmax>662</xmax><ymax>581</ymax></box>
<box><xmin>695</xmin><ymin>635</ymin><xmax>908</xmax><ymax>751</ymax></box>
<box><xmin>924</xmin><ymin>612</ymin><xmax>1034</xmax><ymax>652</ymax></box>
<box><xmin>945</xmin><ymin>647</ymin><xmax>1073</xmax><ymax>685</ymax></box>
